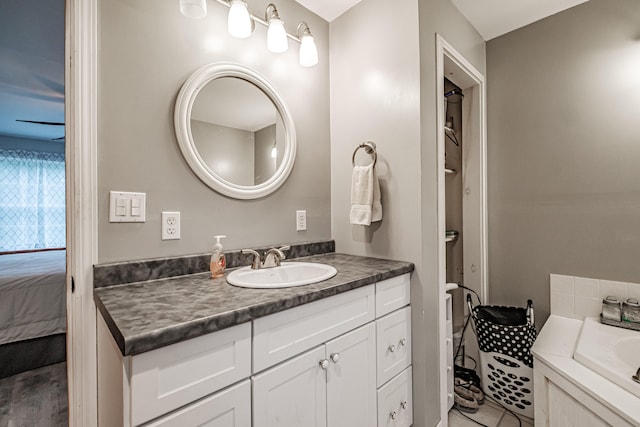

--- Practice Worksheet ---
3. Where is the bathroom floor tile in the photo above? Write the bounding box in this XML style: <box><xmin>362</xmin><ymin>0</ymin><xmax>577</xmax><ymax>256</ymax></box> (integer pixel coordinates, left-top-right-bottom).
<box><xmin>498</xmin><ymin>410</ymin><xmax>534</xmax><ymax>427</ymax></box>
<box><xmin>448</xmin><ymin>399</ymin><xmax>534</xmax><ymax>427</ymax></box>
<box><xmin>448</xmin><ymin>401</ymin><xmax>504</xmax><ymax>426</ymax></box>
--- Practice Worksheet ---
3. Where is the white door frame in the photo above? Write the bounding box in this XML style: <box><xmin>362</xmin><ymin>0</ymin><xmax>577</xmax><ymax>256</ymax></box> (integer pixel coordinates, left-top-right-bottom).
<box><xmin>65</xmin><ymin>0</ymin><xmax>99</xmax><ymax>425</ymax></box>
<box><xmin>435</xmin><ymin>34</ymin><xmax>488</xmax><ymax>425</ymax></box>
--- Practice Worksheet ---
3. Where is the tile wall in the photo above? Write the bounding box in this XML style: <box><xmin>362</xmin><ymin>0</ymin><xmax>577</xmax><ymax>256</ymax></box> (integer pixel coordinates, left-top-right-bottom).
<box><xmin>550</xmin><ymin>274</ymin><xmax>640</xmax><ymax>320</ymax></box>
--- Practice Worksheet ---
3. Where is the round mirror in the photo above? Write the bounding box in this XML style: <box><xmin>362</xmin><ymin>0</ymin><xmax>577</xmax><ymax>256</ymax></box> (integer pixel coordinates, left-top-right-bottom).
<box><xmin>175</xmin><ymin>63</ymin><xmax>296</xmax><ymax>199</ymax></box>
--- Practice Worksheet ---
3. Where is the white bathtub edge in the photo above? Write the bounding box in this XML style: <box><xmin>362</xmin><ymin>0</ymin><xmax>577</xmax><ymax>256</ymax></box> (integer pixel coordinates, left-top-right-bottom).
<box><xmin>533</xmin><ymin>315</ymin><xmax>640</xmax><ymax>425</ymax></box>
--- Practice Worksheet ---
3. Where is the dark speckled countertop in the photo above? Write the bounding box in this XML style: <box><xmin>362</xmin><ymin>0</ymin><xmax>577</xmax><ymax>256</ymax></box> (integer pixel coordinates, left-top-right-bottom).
<box><xmin>94</xmin><ymin>253</ymin><xmax>413</xmax><ymax>357</ymax></box>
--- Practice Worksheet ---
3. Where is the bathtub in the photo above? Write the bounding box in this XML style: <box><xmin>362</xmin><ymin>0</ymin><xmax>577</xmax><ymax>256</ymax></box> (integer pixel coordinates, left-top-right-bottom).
<box><xmin>532</xmin><ymin>315</ymin><xmax>640</xmax><ymax>426</ymax></box>
<box><xmin>573</xmin><ymin>317</ymin><xmax>640</xmax><ymax>400</ymax></box>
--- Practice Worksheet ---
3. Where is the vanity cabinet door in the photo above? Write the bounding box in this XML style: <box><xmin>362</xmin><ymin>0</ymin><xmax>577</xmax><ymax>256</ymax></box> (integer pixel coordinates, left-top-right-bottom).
<box><xmin>377</xmin><ymin>366</ymin><xmax>413</xmax><ymax>427</ymax></box>
<box><xmin>326</xmin><ymin>323</ymin><xmax>377</xmax><ymax>427</ymax></box>
<box><xmin>376</xmin><ymin>306</ymin><xmax>412</xmax><ymax>386</ymax></box>
<box><xmin>144</xmin><ymin>380</ymin><xmax>250</xmax><ymax>427</ymax></box>
<box><xmin>253</xmin><ymin>346</ymin><xmax>327</xmax><ymax>427</ymax></box>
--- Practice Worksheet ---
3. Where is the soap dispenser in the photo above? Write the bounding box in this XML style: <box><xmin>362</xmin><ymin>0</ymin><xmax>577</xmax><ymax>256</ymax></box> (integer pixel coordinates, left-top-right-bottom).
<box><xmin>210</xmin><ymin>235</ymin><xmax>227</xmax><ymax>279</ymax></box>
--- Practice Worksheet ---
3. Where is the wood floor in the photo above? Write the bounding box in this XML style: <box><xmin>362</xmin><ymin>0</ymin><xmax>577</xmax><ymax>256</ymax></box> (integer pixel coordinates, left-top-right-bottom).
<box><xmin>0</xmin><ymin>362</ymin><xmax>68</xmax><ymax>427</ymax></box>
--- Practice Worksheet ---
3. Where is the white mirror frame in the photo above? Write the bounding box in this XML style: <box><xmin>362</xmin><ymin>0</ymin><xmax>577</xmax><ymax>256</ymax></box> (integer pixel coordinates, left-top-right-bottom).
<box><xmin>175</xmin><ymin>62</ymin><xmax>297</xmax><ymax>199</ymax></box>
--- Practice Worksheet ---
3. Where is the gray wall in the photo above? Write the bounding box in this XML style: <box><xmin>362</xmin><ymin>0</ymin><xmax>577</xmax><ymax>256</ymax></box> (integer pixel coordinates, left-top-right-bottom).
<box><xmin>254</xmin><ymin>123</ymin><xmax>276</xmax><ymax>184</ymax></box>
<box><xmin>330</xmin><ymin>0</ymin><xmax>485</xmax><ymax>425</ymax></box>
<box><xmin>487</xmin><ymin>0</ymin><xmax>640</xmax><ymax>328</ymax></box>
<box><xmin>98</xmin><ymin>0</ymin><xmax>330</xmax><ymax>263</ymax></box>
<box><xmin>190</xmin><ymin>120</ymin><xmax>255</xmax><ymax>185</ymax></box>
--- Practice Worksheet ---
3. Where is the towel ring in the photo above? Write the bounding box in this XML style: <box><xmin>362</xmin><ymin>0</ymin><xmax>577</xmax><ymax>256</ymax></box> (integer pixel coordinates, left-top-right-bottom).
<box><xmin>352</xmin><ymin>141</ymin><xmax>377</xmax><ymax>167</ymax></box>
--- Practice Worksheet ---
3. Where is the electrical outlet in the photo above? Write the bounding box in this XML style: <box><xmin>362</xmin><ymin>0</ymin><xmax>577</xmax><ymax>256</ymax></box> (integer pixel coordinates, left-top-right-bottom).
<box><xmin>162</xmin><ymin>211</ymin><xmax>181</xmax><ymax>240</ymax></box>
<box><xmin>296</xmin><ymin>210</ymin><xmax>307</xmax><ymax>231</ymax></box>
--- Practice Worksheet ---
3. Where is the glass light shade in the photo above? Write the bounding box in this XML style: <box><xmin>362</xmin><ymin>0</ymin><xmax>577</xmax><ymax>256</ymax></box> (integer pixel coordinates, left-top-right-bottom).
<box><xmin>179</xmin><ymin>0</ymin><xmax>207</xmax><ymax>19</ymax></box>
<box><xmin>299</xmin><ymin>35</ymin><xmax>318</xmax><ymax>67</ymax></box>
<box><xmin>267</xmin><ymin>19</ymin><xmax>288</xmax><ymax>53</ymax></box>
<box><xmin>228</xmin><ymin>0</ymin><xmax>252</xmax><ymax>39</ymax></box>
<box><xmin>271</xmin><ymin>145</ymin><xmax>277</xmax><ymax>159</ymax></box>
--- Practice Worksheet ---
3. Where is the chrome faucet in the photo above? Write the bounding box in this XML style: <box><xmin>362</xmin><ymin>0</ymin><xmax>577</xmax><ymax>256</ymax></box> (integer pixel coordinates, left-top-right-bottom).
<box><xmin>263</xmin><ymin>246</ymin><xmax>290</xmax><ymax>268</ymax></box>
<box><xmin>241</xmin><ymin>246</ymin><xmax>290</xmax><ymax>269</ymax></box>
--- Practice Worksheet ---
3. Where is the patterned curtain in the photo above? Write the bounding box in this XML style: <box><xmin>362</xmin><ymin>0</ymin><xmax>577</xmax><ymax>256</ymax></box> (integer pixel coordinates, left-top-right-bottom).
<box><xmin>0</xmin><ymin>149</ymin><xmax>66</xmax><ymax>252</ymax></box>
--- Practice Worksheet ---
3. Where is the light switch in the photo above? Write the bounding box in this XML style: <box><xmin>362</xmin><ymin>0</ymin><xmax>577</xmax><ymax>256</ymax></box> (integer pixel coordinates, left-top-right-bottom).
<box><xmin>109</xmin><ymin>191</ymin><xmax>146</xmax><ymax>223</ymax></box>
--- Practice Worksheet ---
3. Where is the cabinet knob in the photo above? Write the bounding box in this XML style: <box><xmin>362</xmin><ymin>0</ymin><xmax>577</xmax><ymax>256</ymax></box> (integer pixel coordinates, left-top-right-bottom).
<box><xmin>319</xmin><ymin>359</ymin><xmax>329</xmax><ymax>370</ymax></box>
<box><xmin>399</xmin><ymin>338</ymin><xmax>407</xmax><ymax>347</ymax></box>
<box><xmin>390</xmin><ymin>411</ymin><xmax>397</xmax><ymax>420</ymax></box>
<box><xmin>388</xmin><ymin>344</ymin><xmax>396</xmax><ymax>353</ymax></box>
<box><xmin>401</xmin><ymin>401</ymin><xmax>408</xmax><ymax>410</ymax></box>
<box><xmin>330</xmin><ymin>353</ymin><xmax>340</xmax><ymax>363</ymax></box>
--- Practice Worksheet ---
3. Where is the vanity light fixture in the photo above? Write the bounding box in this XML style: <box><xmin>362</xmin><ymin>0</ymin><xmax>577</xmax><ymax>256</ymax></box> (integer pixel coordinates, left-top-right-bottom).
<box><xmin>228</xmin><ymin>0</ymin><xmax>253</xmax><ymax>38</ymax></box>
<box><xmin>271</xmin><ymin>142</ymin><xmax>277</xmax><ymax>159</ymax></box>
<box><xmin>179</xmin><ymin>0</ymin><xmax>207</xmax><ymax>19</ymax></box>
<box><xmin>265</xmin><ymin>4</ymin><xmax>288</xmax><ymax>53</ymax></box>
<box><xmin>181</xmin><ymin>0</ymin><xmax>319</xmax><ymax>66</ymax></box>
<box><xmin>297</xmin><ymin>22</ymin><xmax>318</xmax><ymax>67</ymax></box>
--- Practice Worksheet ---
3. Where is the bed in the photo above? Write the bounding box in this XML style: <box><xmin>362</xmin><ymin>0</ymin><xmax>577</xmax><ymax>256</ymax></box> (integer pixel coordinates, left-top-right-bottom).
<box><xmin>0</xmin><ymin>250</ymin><xmax>67</xmax><ymax>376</ymax></box>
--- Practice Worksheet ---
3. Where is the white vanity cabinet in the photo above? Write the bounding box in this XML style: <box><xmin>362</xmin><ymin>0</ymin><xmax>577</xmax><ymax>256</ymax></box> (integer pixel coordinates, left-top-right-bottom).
<box><xmin>253</xmin><ymin>323</ymin><xmax>377</xmax><ymax>427</ymax></box>
<box><xmin>97</xmin><ymin>272</ymin><xmax>412</xmax><ymax>427</ymax></box>
<box><xmin>375</xmin><ymin>276</ymin><xmax>413</xmax><ymax>427</ymax></box>
<box><xmin>97</xmin><ymin>317</ymin><xmax>251</xmax><ymax>427</ymax></box>
<box><xmin>144</xmin><ymin>380</ymin><xmax>251</xmax><ymax>427</ymax></box>
<box><xmin>252</xmin><ymin>273</ymin><xmax>411</xmax><ymax>427</ymax></box>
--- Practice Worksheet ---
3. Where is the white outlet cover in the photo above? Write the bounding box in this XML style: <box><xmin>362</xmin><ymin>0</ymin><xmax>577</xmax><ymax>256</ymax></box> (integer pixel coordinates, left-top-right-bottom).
<box><xmin>296</xmin><ymin>210</ymin><xmax>307</xmax><ymax>231</ymax></box>
<box><xmin>162</xmin><ymin>211</ymin><xmax>181</xmax><ymax>240</ymax></box>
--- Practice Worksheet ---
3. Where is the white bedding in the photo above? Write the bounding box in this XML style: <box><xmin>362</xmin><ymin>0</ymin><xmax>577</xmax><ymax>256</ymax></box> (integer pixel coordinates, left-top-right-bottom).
<box><xmin>0</xmin><ymin>250</ymin><xmax>66</xmax><ymax>345</ymax></box>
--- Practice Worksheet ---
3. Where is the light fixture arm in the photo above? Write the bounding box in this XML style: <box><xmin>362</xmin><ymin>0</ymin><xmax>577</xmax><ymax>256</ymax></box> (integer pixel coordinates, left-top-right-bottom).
<box><xmin>265</xmin><ymin>3</ymin><xmax>280</xmax><ymax>22</ymax></box>
<box><xmin>296</xmin><ymin>21</ymin><xmax>312</xmax><ymax>38</ymax></box>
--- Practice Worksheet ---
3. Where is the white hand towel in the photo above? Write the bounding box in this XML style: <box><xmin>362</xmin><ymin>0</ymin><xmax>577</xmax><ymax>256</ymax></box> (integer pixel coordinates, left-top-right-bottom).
<box><xmin>371</xmin><ymin>170</ymin><xmax>382</xmax><ymax>223</ymax></box>
<box><xmin>350</xmin><ymin>164</ymin><xmax>374</xmax><ymax>225</ymax></box>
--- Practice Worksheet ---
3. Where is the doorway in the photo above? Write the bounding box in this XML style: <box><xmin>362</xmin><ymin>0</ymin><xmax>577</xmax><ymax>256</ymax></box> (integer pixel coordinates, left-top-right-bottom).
<box><xmin>435</xmin><ymin>34</ymin><xmax>488</xmax><ymax>426</ymax></box>
<box><xmin>0</xmin><ymin>0</ymin><xmax>68</xmax><ymax>424</ymax></box>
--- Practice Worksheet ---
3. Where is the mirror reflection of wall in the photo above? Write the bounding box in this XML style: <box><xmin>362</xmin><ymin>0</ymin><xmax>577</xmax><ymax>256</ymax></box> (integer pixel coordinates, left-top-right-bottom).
<box><xmin>190</xmin><ymin>76</ymin><xmax>283</xmax><ymax>186</ymax></box>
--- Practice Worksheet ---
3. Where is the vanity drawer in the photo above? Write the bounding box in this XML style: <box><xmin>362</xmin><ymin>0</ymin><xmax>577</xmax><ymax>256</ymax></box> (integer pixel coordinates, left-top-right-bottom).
<box><xmin>377</xmin><ymin>366</ymin><xmax>413</xmax><ymax>427</ymax></box>
<box><xmin>376</xmin><ymin>273</ymin><xmax>410</xmax><ymax>317</ymax></box>
<box><xmin>376</xmin><ymin>306</ymin><xmax>412</xmax><ymax>386</ymax></box>
<box><xmin>130</xmin><ymin>322</ymin><xmax>251</xmax><ymax>426</ymax></box>
<box><xmin>145</xmin><ymin>379</ymin><xmax>251</xmax><ymax>427</ymax></box>
<box><xmin>253</xmin><ymin>284</ymin><xmax>375</xmax><ymax>372</ymax></box>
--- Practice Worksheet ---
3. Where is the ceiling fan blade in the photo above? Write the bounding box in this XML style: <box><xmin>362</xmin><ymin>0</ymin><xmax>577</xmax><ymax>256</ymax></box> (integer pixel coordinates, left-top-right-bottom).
<box><xmin>16</xmin><ymin>119</ymin><xmax>64</xmax><ymax>126</ymax></box>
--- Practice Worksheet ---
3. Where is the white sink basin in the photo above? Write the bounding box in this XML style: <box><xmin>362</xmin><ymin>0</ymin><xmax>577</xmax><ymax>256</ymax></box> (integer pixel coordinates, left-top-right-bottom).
<box><xmin>227</xmin><ymin>262</ymin><xmax>337</xmax><ymax>289</ymax></box>
<box><xmin>573</xmin><ymin>317</ymin><xmax>640</xmax><ymax>398</ymax></box>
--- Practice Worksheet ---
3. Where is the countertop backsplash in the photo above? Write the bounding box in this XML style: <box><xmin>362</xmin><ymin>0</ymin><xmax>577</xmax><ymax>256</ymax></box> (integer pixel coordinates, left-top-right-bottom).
<box><xmin>93</xmin><ymin>240</ymin><xmax>336</xmax><ymax>288</ymax></box>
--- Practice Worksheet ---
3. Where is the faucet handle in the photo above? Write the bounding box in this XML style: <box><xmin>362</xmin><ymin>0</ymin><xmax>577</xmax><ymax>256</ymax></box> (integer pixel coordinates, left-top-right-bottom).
<box><xmin>241</xmin><ymin>249</ymin><xmax>261</xmax><ymax>269</ymax></box>
<box><xmin>277</xmin><ymin>246</ymin><xmax>290</xmax><ymax>260</ymax></box>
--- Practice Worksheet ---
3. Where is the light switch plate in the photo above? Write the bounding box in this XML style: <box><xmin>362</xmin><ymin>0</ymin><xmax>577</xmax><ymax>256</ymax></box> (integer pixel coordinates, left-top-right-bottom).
<box><xmin>109</xmin><ymin>191</ymin><xmax>146</xmax><ymax>222</ymax></box>
<box><xmin>161</xmin><ymin>211</ymin><xmax>181</xmax><ymax>240</ymax></box>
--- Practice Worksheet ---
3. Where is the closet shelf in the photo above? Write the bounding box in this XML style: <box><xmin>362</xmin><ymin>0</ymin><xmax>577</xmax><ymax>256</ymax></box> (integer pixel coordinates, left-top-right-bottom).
<box><xmin>444</xmin><ymin>168</ymin><xmax>457</xmax><ymax>175</ymax></box>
